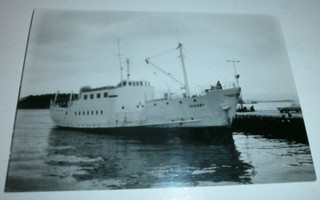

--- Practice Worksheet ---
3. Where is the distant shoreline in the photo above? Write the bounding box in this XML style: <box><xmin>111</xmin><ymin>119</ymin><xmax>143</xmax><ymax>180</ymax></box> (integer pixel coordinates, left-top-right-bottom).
<box><xmin>18</xmin><ymin>93</ymin><xmax>71</xmax><ymax>109</ymax></box>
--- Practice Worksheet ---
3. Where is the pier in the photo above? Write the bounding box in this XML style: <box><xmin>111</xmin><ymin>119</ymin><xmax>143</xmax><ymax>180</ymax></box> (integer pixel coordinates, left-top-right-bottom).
<box><xmin>232</xmin><ymin>110</ymin><xmax>308</xmax><ymax>143</ymax></box>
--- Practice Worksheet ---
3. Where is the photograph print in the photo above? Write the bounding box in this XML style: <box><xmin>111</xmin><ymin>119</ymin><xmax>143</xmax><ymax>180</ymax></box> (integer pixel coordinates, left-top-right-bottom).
<box><xmin>5</xmin><ymin>9</ymin><xmax>316</xmax><ymax>192</ymax></box>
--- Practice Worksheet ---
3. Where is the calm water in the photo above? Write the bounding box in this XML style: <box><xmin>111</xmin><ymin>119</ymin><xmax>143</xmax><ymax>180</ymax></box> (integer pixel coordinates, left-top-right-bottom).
<box><xmin>5</xmin><ymin>109</ymin><xmax>316</xmax><ymax>192</ymax></box>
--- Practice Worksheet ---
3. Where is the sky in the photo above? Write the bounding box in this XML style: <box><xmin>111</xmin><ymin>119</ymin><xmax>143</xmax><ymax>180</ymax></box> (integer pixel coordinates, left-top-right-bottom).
<box><xmin>20</xmin><ymin>9</ymin><xmax>299</xmax><ymax>101</ymax></box>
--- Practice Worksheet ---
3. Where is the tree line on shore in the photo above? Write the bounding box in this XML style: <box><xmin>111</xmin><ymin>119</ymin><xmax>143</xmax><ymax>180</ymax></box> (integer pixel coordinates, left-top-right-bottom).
<box><xmin>18</xmin><ymin>93</ymin><xmax>73</xmax><ymax>109</ymax></box>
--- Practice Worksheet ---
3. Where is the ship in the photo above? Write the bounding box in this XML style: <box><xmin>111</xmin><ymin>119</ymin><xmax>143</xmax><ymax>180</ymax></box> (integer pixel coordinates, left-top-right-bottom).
<box><xmin>50</xmin><ymin>43</ymin><xmax>241</xmax><ymax>130</ymax></box>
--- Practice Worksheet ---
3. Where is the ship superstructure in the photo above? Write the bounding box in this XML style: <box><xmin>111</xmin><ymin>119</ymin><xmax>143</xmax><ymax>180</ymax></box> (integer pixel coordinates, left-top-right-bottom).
<box><xmin>50</xmin><ymin>43</ymin><xmax>241</xmax><ymax>129</ymax></box>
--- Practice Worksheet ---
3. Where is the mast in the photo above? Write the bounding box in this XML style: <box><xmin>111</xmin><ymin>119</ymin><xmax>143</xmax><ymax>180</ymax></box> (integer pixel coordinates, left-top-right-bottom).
<box><xmin>117</xmin><ymin>39</ymin><xmax>123</xmax><ymax>82</ymax></box>
<box><xmin>177</xmin><ymin>43</ymin><xmax>190</xmax><ymax>97</ymax></box>
<box><xmin>53</xmin><ymin>90</ymin><xmax>59</xmax><ymax>105</ymax></box>
<box><xmin>126</xmin><ymin>58</ymin><xmax>130</xmax><ymax>81</ymax></box>
<box><xmin>68</xmin><ymin>91</ymin><xmax>73</xmax><ymax>107</ymax></box>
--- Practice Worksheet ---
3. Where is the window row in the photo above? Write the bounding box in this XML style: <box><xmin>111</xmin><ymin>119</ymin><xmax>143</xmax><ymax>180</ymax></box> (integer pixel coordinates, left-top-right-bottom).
<box><xmin>152</xmin><ymin>101</ymin><xmax>204</xmax><ymax>108</ymax></box>
<box><xmin>74</xmin><ymin>110</ymin><xmax>104</xmax><ymax>116</ymax></box>
<box><xmin>189</xmin><ymin>103</ymin><xmax>205</xmax><ymax>108</ymax></box>
<box><xmin>83</xmin><ymin>92</ymin><xmax>118</xmax><ymax>100</ymax></box>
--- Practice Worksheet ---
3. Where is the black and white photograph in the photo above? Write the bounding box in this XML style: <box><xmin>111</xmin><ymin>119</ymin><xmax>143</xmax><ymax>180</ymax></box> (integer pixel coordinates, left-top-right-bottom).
<box><xmin>4</xmin><ymin>9</ymin><xmax>316</xmax><ymax>192</ymax></box>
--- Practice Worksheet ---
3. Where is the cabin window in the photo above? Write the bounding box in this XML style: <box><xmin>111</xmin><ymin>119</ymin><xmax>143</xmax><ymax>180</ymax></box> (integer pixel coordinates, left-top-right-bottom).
<box><xmin>193</xmin><ymin>99</ymin><xmax>196</xmax><ymax>102</ymax></box>
<box><xmin>66</xmin><ymin>112</ymin><xmax>68</xmax><ymax>115</ymax></box>
<box><xmin>97</xmin><ymin>93</ymin><xmax>101</xmax><ymax>98</ymax></box>
<box><xmin>96</xmin><ymin>110</ymin><xmax>98</xmax><ymax>115</ymax></box>
<box><xmin>101</xmin><ymin>110</ymin><xmax>103</xmax><ymax>115</ymax></box>
<box><xmin>104</xmin><ymin>92</ymin><xmax>108</xmax><ymax>98</ymax></box>
<box><xmin>166</xmin><ymin>102</ymin><xmax>169</xmax><ymax>105</ymax></box>
<box><xmin>90</xmin><ymin>94</ymin><xmax>94</xmax><ymax>99</ymax></box>
<box><xmin>84</xmin><ymin>95</ymin><xmax>88</xmax><ymax>100</ymax></box>
<box><xmin>91</xmin><ymin>111</ymin><xmax>94</xmax><ymax>115</ymax></box>
<box><xmin>133</xmin><ymin>82</ymin><xmax>136</xmax><ymax>86</ymax></box>
<box><xmin>140</xmin><ymin>81</ymin><xmax>143</xmax><ymax>86</ymax></box>
<box><xmin>87</xmin><ymin>111</ymin><xmax>89</xmax><ymax>115</ymax></box>
<box><xmin>122</xmin><ymin>106</ymin><xmax>125</xmax><ymax>110</ymax></box>
<box><xmin>180</xmin><ymin>101</ymin><xmax>182</xmax><ymax>104</ymax></box>
<box><xmin>75</xmin><ymin>112</ymin><xmax>77</xmax><ymax>115</ymax></box>
<box><xmin>129</xmin><ymin>82</ymin><xmax>132</xmax><ymax>86</ymax></box>
<box><xmin>123</xmin><ymin>81</ymin><xmax>127</xmax><ymax>86</ymax></box>
<box><xmin>79</xmin><ymin>111</ymin><xmax>81</xmax><ymax>115</ymax></box>
<box><xmin>83</xmin><ymin>111</ymin><xmax>85</xmax><ymax>115</ymax></box>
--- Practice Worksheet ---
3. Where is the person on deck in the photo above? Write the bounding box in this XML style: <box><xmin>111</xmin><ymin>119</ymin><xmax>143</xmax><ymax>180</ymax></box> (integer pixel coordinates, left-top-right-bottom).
<box><xmin>216</xmin><ymin>81</ymin><xmax>222</xmax><ymax>90</ymax></box>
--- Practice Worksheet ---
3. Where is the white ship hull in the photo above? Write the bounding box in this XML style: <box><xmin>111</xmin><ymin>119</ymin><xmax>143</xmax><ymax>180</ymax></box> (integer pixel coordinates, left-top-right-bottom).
<box><xmin>50</xmin><ymin>42</ymin><xmax>241</xmax><ymax>130</ymax></box>
<box><xmin>50</xmin><ymin>83</ymin><xmax>240</xmax><ymax>129</ymax></box>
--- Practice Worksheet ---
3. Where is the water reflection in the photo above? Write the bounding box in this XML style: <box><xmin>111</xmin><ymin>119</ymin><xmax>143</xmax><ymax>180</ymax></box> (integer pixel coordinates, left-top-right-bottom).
<box><xmin>47</xmin><ymin>127</ymin><xmax>253</xmax><ymax>189</ymax></box>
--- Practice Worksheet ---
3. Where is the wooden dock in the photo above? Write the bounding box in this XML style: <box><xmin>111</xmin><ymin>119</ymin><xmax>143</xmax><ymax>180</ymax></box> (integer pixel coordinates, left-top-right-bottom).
<box><xmin>232</xmin><ymin>110</ymin><xmax>308</xmax><ymax>143</ymax></box>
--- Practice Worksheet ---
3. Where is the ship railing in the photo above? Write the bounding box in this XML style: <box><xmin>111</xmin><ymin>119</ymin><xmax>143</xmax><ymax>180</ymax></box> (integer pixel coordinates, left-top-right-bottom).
<box><xmin>147</xmin><ymin>81</ymin><xmax>237</xmax><ymax>101</ymax></box>
<box><xmin>189</xmin><ymin>82</ymin><xmax>237</xmax><ymax>96</ymax></box>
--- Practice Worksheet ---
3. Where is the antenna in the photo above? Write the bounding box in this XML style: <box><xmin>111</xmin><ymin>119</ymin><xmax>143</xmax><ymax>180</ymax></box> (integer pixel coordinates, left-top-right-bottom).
<box><xmin>227</xmin><ymin>60</ymin><xmax>240</xmax><ymax>87</ymax></box>
<box><xmin>117</xmin><ymin>39</ymin><xmax>123</xmax><ymax>82</ymax></box>
<box><xmin>227</xmin><ymin>59</ymin><xmax>243</xmax><ymax>109</ymax></box>
<box><xmin>175</xmin><ymin>30</ymin><xmax>180</xmax><ymax>43</ymax></box>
